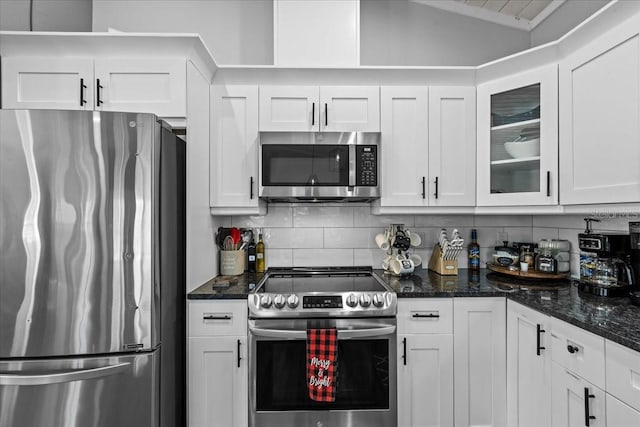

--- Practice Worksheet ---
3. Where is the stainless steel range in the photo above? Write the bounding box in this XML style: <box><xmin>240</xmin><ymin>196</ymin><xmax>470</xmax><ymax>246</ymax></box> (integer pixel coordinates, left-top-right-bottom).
<box><xmin>248</xmin><ymin>267</ymin><xmax>397</xmax><ymax>427</ymax></box>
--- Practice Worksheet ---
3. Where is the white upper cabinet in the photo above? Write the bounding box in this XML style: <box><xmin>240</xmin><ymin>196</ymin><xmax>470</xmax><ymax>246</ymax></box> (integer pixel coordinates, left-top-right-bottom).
<box><xmin>94</xmin><ymin>58</ymin><xmax>186</xmax><ymax>117</ymax></box>
<box><xmin>379</xmin><ymin>86</ymin><xmax>476</xmax><ymax>209</ymax></box>
<box><xmin>274</xmin><ymin>0</ymin><xmax>359</xmax><ymax>67</ymax></box>
<box><xmin>210</xmin><ymin>85</ymin><xmax>266</xmax><ymax>215</ymax></box>
<box><xmin>429</xmin><ymin>86</ymin><xmax>476</xmax><ymax>207</ymax></box>
<box><xmin>1</xmin><ymin>57</ymin><xmax>94</xmax><ymax>110</ymax></box>
<box><xmin>477</xmin><ymin>64</ymin><xmax>558</xmax><ymax>206</ymax></box>
<box><xmin>559</xmin><ymin>14</ymin><xmax>640</xmax><ymax>205</ymax></box>
<box><xmin>259</xmin><ymin>85</ymin><xmax>379</xmax><ymax>132</ymax></box>
<box><xmin>2</xmin><ymin>56</ymin><xmax>186</xmax><ymax>117</ymax></box>
<box><xmin>380</xmin><ymin>86</ymin><xmax>429</xmax><ymax>207</ymax></box>
<box><xmin>319</xmin><ymin>86</ymin><xmax>380</xmax><ymax>132</ymax></box>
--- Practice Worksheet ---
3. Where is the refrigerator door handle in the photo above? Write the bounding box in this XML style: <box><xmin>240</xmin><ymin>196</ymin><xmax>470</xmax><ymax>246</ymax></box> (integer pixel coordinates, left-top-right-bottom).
<box><xmin>0</xmin><ymin>362</ymin><xmax>130</xmax><ymax>386</ymax></box>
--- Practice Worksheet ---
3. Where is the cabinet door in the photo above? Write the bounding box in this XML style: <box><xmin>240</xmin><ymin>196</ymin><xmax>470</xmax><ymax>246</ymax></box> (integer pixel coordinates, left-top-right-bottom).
<box><xmin>428</xmin><ymin>87</ymin><xmax>476</xmax><ymax>206</ymax></box>
<box><xmin>320</xmin><ymin>86</ymin><xmax>380</xmax><ymax>131</ymax></box>
<box><xmin>188</xmin><ymin>336</ymin><xmax>248</xmax><ymax>427</ymax></box>
<box><xmin>559</xmin><ymin>15</ymin><xmax>640</xmax><ymax>204</ymax></box>
<box><xmin>551</xmin><ymin>362</ymin><xmax>605</xmax><ymax>427</ymax></box>
<box><xmin>477</xmin><ymin>64</ymin><xmax>558</xmax><ymax>206</ymax></box>
<box><xmin>398</xmin><ymin>334</ymin><xmax>454</xmax><ymax>427</ymax></box>
<box><xmin>606</xmin><ymin>394</ymin><xmax>640</xmax><ymax>427</ymax></box>
<box><xmin>1</xmin><ymin>57</ymin><xmax>94</xmax><ymax>110</ymax></box>
<box><xmin>380</xmin><ymin>86</ymin><xmax>429</xmax><ymax>207</ymax></box>
<box><xmin>506</xmin><ymin>301</ymin><xmax>552</xmax><ymax>427</ymax></box>
<box><xmin>210</xmin><ymin>85</ymin><xmax>264</xmax><ymax>213</ymax></box>
<box><xmin>259</xmin><ymin>86</ymin><xmax>319</xmax><ymax>131</ymax></box>
<box><xmin>274</xmin><ymin>0</ymin><xmax>359</xmax><ymax>67</ymax></box>
<box><xmin>94</xmin><ymin>58</ymin><xmax>186</xmax><ymax>117</ymax></box>
<box><xmin>454</xmin><ymin>298</ymin><xmax>506</xmax><ymax>427</ymax></box>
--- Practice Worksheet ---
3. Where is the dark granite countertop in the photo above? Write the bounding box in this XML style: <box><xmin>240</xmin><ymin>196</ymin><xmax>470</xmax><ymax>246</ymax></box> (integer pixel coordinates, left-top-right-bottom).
<box><xmin>187</xmin><ymin>268</ymin><xmax>640</xmax><ymax>352</ymax></box>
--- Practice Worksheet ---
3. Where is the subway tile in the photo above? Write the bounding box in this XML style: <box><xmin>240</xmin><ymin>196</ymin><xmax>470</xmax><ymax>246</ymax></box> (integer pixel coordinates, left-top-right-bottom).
<box><xmin>532</xmin><ymin>215</ymin><xmax>585</xmax><ymax>230</ymax></box>
<box><xmin>533</xmin><ymin>227</ymin><xmax>559</xmax><ymax>242</ymax></box>
<box><xmin>264</xmin><ymin>249</ymin><xmax>293</xmax><ymax>268</ymax></box>
<box><xmin>293</xmin><ymin>249</ymin><xmax>354</xmax><ymax>267</ymax></box>
<box><xmin>293</xmin><ymin>206</ymin><xmax>354</xmax><ymax>227</ymax></box>
<box><xmin>232</xmin><ymin>206</ymin><xmax>292</xmax><ymax>228</ymax></box>
<box><xmin>354</xmin><ymin>249</ymin><xmax>388</xmax><ymax>269</ymax></box>
<box><xmin>414</xmin><ymin>214</ymin><xmax>475</xmax><ymax>227</ymax></box>
<box><xmin>325</xmin><ymin>228</ymin><xmax>376</xmax><ymax>249</ymax></box>
<box><xmin>474</xmin><ymin>215</ymin><xmax>532</xmax><ymax>227</ymax></box>
<box><xmin>353</xmin><ymin>206</ymin><xmax>414</xmax><ymax>227</ymax></box>
<box><xmin>473</xmin><ymin>227</ymin><xmax>503</xmax><ymax>248</ymax></box>
<box><xmin>264</xmin><ymin>228</ymin><xmax>323</xmax><ymax>249</ymax></box>
<box><xmin>504</xmin><ymin>227</ymin><xmax>534</xmax><ymax>244</ymax></box>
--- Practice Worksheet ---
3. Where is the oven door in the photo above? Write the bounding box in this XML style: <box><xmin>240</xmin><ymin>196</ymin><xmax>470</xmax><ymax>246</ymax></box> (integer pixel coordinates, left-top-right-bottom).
<box><xmin>249</xmin><ymin>317</ymin><xmax>397</xmax><ymax>427</ymax></box>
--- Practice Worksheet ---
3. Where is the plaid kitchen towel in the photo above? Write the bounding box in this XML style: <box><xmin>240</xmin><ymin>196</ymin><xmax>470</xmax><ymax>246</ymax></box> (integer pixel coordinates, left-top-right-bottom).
<box><xmin>307</xmin><ymin>328</ymin><xmax>338</xmax><ymax>402</ymax></box>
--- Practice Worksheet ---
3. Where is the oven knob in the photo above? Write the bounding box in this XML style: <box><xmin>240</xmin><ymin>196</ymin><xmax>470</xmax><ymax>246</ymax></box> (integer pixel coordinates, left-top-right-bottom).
<box><xmin>287</xmin><ymin>294</ymin><xmax>299</xmax><ymax>308</ymax></box>
<box><xmin>359</xmin><ymin>294</ymin><xmax>372</xmax><ymax>307</ymax></box>
<box><xmin>260</xmin><ymin>295</ymin><xmax>272</xmax><ymax>308</ymax></box>
<box><xmin>274</xmin><ymin>294</ymin><xmax>286</xmax><ymax>309</ymax></box>
<box><xmin>346</xmin><ymin>293</ymin><xmax>358</xmax><ymax>307</ymax></box>
<box><xmin>373</xmin><ymin>293</ymin><xmax>385</xmax><ymax>307</ymax></box>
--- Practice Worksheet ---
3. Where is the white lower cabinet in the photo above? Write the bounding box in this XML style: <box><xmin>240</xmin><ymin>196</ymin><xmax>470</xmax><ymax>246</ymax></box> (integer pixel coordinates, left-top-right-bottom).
<box><xmin>606</xmin><ymin>394</ymin><xmax>640</xmax><ymax>427</ymax></box>
<box><xmin>187</xmin><ymin>300</ymin><xmax>247</xmax><ymax>427</ymax></box>
<box><xmin>397</xmin><ymin>299</ymin><xmax>454</xmax><ymax>427</ymax></box>
<box><xmin>454</xmin><ymin>298</ymin><xmax>506</xmax><ymax>427</ymax></box>
<box><xmin>551</xmin><ymin>362</ymin><xmax>606</xmax><ymax>427</ymax></box>
<box><xmin>506</xmin><ymin>300</ymin><xmax>552</xmax><ymax>427</ymax></box>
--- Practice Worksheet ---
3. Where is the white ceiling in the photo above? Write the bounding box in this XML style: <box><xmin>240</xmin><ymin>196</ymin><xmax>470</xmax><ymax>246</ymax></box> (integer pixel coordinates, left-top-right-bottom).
<box><xmin>411</xmin><ymin>0</ymin><xmax>566</xmax><ymax>31</ymax></box>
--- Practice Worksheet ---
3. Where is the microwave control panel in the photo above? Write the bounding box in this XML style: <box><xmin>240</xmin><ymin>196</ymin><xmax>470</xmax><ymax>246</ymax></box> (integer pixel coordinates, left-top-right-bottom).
<box><xmin>356</xmin><ymin>145</ymin><xmax>378</xmax><ymax>186</ymax></box>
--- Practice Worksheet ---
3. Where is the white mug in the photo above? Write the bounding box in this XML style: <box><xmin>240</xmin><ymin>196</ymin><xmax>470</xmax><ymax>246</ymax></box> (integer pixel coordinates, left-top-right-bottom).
<box><xmin>381</xmin><ymin>254</ymin><xmax>392</xmax><ymax>270</ymax></box>
<box><xmin>391</xmin><ymin>257</ymin><xmax>414</xmax><ymax>275</ymax></box>
<box><xmin>410</xmin><ymin>232</ymin><xmax>422</xmax><ymax>247</ymax></box>
<box><xmin>375</xmin><ymin>233</ymin><xmax>390</xmax><ymax>250</ymax></box>
<box><xmin>409</xmin><ymin>254</ymin><xmax>423</xmax><ymax>268</ymax></box>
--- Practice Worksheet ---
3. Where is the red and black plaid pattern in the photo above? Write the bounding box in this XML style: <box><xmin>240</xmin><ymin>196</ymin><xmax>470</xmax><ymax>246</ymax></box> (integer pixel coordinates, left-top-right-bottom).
<box><xmin>307</xmin><ymin>328</ymin><xmax>338</xmax><ymax>402</ymax></box>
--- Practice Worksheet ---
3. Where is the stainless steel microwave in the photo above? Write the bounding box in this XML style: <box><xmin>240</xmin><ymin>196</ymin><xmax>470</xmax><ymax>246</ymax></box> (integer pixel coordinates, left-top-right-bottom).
<box><xmin>259</xmin><ymin>132</ymin><xmax>380</xmax><ymax>202</ymax></box>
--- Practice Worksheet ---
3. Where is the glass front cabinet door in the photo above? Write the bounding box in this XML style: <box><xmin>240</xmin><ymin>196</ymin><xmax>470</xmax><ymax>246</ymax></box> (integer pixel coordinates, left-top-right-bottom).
<box><xmin>477</xmin><ymin>64</ymin><xmax>558</xmax><ymax>206</ymax></box>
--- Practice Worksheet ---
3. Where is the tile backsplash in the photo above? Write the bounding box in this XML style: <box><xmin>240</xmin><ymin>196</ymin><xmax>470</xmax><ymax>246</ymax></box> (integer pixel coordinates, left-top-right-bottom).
<box><xmin>215</xmin><ymin>205</ymin><xmax>638</xmax><ymax>277</ymax></box>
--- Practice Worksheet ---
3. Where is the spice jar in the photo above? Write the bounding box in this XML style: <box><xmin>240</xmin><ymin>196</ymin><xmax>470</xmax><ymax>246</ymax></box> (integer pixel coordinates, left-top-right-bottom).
<box><xmin>519</xmin><ymin>245</ymin><xmax>535</xmax><ymax>269</ymax></box>
<box><xmin>536</xmin><ymin>248</ymin><xmax>556</xmax><ymax>273</ymax></box>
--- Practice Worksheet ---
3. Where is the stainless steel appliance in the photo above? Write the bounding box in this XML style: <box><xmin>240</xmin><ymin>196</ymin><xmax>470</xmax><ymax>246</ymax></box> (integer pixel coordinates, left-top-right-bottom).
<box><xmin>259</xmin><ymin>132</ymin><xmax>379</xmax><ymax>202</ymax></box>
<box><xmin>629</xmin><ymin>222</ymin><xmax>640</xmax><ymax>305</ymax></box>
<box><xmin>0</xmin><ymin>110</ymin><xmax>185</xmax><ymax>427</ymax></box>
<box><xmin>248</xmin><ymin>267</ymin><xmax>397</xmax><ymax>427</ymax></box>
<box><xmin>577</xmin><ymin>231</ymin><xmax>634</xmax><ymax>297</ymax></box>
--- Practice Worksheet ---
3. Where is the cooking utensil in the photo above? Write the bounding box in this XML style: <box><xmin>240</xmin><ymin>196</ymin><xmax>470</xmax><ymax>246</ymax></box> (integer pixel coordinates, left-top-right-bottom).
<box><xmin>223</xmin><ymin>235</ymin><xmax>235</xmax><ymax>251</ymax></box>
<box><xmin>230</xmin><ymin>227</ymin><xmax>241</xmax><ymax>246</ymax></box>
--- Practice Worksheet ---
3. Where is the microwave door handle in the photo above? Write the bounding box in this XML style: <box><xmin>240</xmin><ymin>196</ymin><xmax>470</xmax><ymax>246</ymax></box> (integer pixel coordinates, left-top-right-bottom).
<box><xmin>348</xmin><ymin>145</ymin><xmax>356</xmax><ymax>187</ymax></box>
<box><xmin>250</xmin><ymin>325</ymin><xmax>396</xmax><ymax>340</ymax></box>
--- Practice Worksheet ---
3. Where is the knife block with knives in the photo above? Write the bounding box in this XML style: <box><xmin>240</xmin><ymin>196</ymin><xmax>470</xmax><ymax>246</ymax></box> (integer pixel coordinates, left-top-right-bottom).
<box><xmin>428</xmin><ymin>229</ymin><xmax>463</xmax><ymax>276</ymax></box>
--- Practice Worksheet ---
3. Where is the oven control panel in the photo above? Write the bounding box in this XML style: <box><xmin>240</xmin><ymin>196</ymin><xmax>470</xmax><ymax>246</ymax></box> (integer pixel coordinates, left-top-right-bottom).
<box><xmin>248</xmin><ymin>291</ymin><xmax>397</xmax><ymax>318</ymax></box>
<box><xmin>303</xmin><ymin>295</ymin><xmax>343</xmax><ymax>309</ymax></box>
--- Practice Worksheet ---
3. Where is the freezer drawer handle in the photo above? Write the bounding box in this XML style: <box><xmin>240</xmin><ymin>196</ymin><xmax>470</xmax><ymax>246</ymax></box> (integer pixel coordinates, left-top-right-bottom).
<box><xmin>0</xmin><ymin>362</ymin><xmax>130</xmax><ymax>386</ymax></box>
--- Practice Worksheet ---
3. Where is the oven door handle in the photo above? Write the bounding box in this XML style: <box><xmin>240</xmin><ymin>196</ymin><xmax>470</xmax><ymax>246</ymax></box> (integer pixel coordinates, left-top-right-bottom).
<box><xmin>250</xmin><ymin>325</ymin><xmax>396</xmax><ymax>340</ymax></box>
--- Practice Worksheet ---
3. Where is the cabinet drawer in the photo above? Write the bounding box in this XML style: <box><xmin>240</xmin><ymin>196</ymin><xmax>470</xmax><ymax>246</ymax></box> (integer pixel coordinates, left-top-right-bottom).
<box><xmin>398</xmin><ymin>299</ymin><xmax>453</xmax><ymax>334</ymax></box>
<box><xmin>550</xmin><ymin>318</ymin><xmax>605</xmax><ymax>389</ymax></box>
<box><xmin>188</xmin><ymin>300</ymin><xmax>247</xmax><ymax>337</ymax></box>
<box><xmin>606</xmin><ymin>340</ymin><xmax>640</xmax><ymax>412</ymax></box>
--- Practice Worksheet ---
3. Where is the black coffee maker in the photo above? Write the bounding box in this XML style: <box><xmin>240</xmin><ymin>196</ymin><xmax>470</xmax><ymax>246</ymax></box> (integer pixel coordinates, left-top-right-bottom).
<box><xmin>578</xmin><ymin>220</ymin><xmax>634</xmax><ymax>297</ymax></box>
<box><xmin>629</xmin><ymin>222</ymin><xmax>640</xmax><ymax>305</ymax></box>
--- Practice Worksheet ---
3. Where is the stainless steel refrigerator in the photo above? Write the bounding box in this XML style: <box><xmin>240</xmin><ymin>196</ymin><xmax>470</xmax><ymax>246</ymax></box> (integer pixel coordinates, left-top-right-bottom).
<box><xmin>0</xmin><ymin>110</ymin><xmax>185</xmax><ymax>427</ymax></box>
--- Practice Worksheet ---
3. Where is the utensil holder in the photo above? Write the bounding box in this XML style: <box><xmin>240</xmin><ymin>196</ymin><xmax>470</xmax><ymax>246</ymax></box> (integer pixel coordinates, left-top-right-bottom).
<box><xmin>220</xmin><ymin>250</ymin><xmax>245</xmax><ymax>276</ymax></box>
<box><xmin>428</xmin><ymin>244</ymin><xmax>458</xmax><ymax>275</ymax></box>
